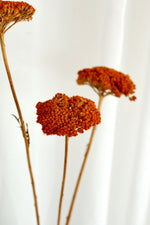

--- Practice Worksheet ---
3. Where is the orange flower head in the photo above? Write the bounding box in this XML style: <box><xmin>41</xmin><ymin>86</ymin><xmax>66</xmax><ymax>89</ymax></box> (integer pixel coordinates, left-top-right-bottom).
<box><xmin>36</xmin><ymin>93</ymin><xmax>101</xmax><ymax>137</ymax></box>
<box><xmin>0</xmin><ymin>1</ymin><xmax>35</xmax><ymax>33</ymax></box>
<box><xmin>77</xmin><ymin>66</ymin><xmax>136</xmax><ymax>101</ymax></box>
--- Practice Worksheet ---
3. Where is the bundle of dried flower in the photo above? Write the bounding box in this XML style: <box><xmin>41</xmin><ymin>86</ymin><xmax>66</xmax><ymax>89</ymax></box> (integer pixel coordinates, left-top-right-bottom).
<box><xmin>0</xmin><ymin>1</ymin><xmax>137</xmax><ymax>224</ymax></box>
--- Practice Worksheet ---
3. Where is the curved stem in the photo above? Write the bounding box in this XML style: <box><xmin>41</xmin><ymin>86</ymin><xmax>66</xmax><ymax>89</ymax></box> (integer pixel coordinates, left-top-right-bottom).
<box><xmin>0</xmin><ymin>33</ymin><xmax>40</xmax><ymax>225</ymax></box>
<box><xmin>57</xmin><ymin>135</ymin><xmax>69</xmax><ymax>225</ymax></box>
<box><xmin>66</xmin><ymin>95</ymin><xmax>104</xmax><ymax>225</ymax></box>
<box><xmin>4</xmin><ymin>21</ymin><xmax>18</xmax><ymax>34</ymax></box>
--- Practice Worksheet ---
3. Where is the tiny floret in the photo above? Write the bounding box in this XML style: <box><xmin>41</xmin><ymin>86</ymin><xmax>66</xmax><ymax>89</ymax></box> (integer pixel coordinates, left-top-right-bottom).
<box><xmin>77</xmin><ymin>66</ymin><xmax>136</xmax><ymax>101</ymax></box>
<box><xmin>0</xmin><ymin>1</ymin><xmax>35</xmax><ymax>32</ymax></box>
<box><xmin>36</xmin><ymin>93</ymin><xmax>101</xmax><ymax>137</ymax></box>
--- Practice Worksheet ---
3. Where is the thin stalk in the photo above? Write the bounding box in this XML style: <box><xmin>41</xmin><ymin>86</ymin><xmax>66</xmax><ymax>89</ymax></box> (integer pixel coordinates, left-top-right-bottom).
<box><xmin>66</xmin><ymin>95</ymin><xmax>104</xmax><ymax>225</ymax></box>
<box><xmin>0</xmin><ymin>33</ymin><xmax>40</xmax><ymax>225</ymax></box>
<box><xmin>57</xmin><ymin>135</ymin><xmax>69</xmax><ymax>225</ymax></box>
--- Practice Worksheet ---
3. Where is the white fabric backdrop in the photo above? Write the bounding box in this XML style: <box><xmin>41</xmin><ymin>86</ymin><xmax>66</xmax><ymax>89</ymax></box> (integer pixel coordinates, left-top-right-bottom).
<box><xmin>0</xmin><ymin>0</ymin><xmax>150</xmax><ymax>225</ymax></box>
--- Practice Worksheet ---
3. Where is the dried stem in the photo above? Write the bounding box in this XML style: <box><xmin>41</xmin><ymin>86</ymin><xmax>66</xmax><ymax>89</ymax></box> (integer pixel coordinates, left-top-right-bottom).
<box><xmin>57</xmin><ymin>135</ymin><xmax>69</xmax><ymax>225</ymax></box>
<box><xmin>4</xmin><ymin>21</ymin><xmax>18</xmax><ymax>34</ymax></box>
<box><xmin>0</xmin><ymin>33</ymin><xmax>40</xmax><ymax>225</ymax></box>
<box><xmin>66</xmin><ymin>95</ymin><xmax>104</xmax><ymax>225</ymax></box>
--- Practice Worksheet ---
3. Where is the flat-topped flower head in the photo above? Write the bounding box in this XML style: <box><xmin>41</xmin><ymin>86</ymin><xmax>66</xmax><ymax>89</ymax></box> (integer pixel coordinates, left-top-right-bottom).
<box><xmin>0</xmin><ymin>1</ymin><xmax>35</xmax><ymax>33</ymax></box>
<box><xmin>36</xmin><ymin>93</ymin><xmax>101</xmax><ymax>137</ymax></box>
<box><xmin>77</xmin><ymin>66</ymin><xmax>136</xmax><ymax>101</ymax></box>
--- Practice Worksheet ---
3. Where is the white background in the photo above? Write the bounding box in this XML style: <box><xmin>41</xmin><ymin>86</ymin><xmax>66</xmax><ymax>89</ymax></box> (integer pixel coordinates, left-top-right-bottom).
<box><xmin>0</xmin><ymin>0</ymin><xmax>150</xmax><ymax>225</ymax></box>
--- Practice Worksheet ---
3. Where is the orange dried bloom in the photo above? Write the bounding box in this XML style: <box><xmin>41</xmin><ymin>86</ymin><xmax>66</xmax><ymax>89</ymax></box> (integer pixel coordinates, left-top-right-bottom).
<box><xmin>0</xmin><ymin>1</ymin><xmax>35</xmax><ymax>32</ymax></box>
<box><xmin>77</xmin><ymin>66</ymin><xmax>136</xmax><ymax>101</ymax></box>
<box><xmin>36</xmin><ymin>93</ymin><xmax>101</xmax><ymax>137</ymax></box>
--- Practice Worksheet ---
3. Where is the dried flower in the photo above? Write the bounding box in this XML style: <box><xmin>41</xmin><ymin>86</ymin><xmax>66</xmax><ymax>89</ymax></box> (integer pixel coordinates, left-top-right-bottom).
<box><xmin>36</xmin><ymin>93</ymin><xmax>101</xmax><ymax>137</ymax></box>
<box><xmin>77</xmin><ymin>66</ymin><xmax>136</xmax><ymax>101</ymax></box>
<box><xmin>0</xmin><ymin>1</ymin><xmax>35</xmax><ymax>33</ymax></box>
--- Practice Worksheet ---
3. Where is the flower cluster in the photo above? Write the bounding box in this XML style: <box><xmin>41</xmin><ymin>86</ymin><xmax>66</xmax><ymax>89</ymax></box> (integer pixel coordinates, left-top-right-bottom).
<box><xmin>0</xmin><ymin>1</ymin><xmax>35</xmax><ymax>32</ymax></box>
<box><xmin>36</xmin><ymin>93</ymin><xmax>101</xmax><ymax>137</ymax></box>
<box><xmin>77</xmin><ymin>66</ymin><xmax>136</xmax><ymax>101</ymax></box>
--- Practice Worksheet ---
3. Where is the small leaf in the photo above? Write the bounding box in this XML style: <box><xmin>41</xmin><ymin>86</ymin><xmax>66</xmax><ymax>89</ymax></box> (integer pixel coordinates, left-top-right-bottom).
<box><xmin>12</xmin><ymin>114</ymin><xmax>20</xmax><ymax>124</ymax></box>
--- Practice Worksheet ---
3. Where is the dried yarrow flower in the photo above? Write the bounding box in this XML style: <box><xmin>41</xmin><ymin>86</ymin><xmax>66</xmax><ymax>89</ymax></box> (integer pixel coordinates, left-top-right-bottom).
<box><xmin>77</xmin><ymin>66</ymin><xmax>136</xmax><ymax>101</ymax></box>
<box><xmin>36</xmin><ymin>93</ymin><xmax>101</xmax><ymax>137</ymax></box>
<box><xmin>0</xmin><ymin>1</ymin><xmax>35</xmax><ymax>33</ymax></box>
